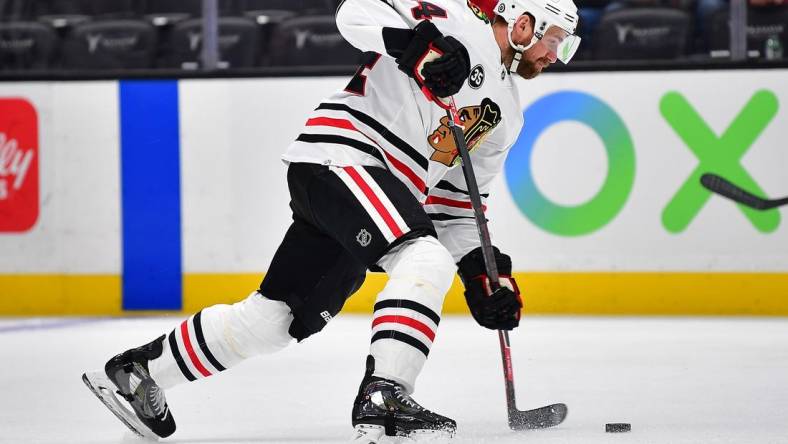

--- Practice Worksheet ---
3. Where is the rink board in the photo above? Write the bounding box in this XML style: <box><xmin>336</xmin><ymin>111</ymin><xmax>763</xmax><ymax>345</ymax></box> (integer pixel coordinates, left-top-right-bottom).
<box><xmin>1</xmin><ymin>272</ymin><xmax>787</xmax><ymax>316</ymax></box>
<box><xmin>0</xmin><ymin>70</ymin><xmax>787</xmax><ymax>315</ymax></box>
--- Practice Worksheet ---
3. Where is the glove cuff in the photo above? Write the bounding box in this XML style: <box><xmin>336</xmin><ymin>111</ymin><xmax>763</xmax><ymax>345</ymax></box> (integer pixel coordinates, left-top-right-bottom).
<box><xmin>457</xmin><ymin>246</ymin><xmax>512</xmax><ymax>284</ymax></box>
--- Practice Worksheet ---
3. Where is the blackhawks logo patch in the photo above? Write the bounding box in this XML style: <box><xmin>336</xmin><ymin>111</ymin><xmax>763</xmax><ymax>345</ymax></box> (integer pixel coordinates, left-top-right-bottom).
<box><xmin>427</xmin><ymin>97</ymin><xmax>502</xmax><ymax>167</ymax></box>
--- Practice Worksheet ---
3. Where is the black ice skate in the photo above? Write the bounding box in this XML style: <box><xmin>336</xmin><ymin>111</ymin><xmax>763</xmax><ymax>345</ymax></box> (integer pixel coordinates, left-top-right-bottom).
<box><xmin>351</xmin><ymin>356</ymin><xmax>456</xmax><ymax>443</ymax></box>
<box><xmin>82</xmin><ymin>335</ymin><xmax>176</xmax><ymax>439</ymax></box>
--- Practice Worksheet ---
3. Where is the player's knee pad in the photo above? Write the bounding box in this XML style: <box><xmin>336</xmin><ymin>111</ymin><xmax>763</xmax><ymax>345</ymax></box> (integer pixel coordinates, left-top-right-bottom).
<box><xmin>202</xmin><ymin>291</ymin><xmax>295</xmax><ymax>361</ymax></box>
<box><xmin>378</xmin><ymin>235</ymin><xmax>456</xmax><ymax>301</ymax></box>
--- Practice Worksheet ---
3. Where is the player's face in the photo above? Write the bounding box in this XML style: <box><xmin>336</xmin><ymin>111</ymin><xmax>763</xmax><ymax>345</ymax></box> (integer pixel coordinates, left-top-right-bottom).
<box><xmin>516</xmin><ymin>26</ymin><xmax>567</xmax><ymax>79</ymax></box>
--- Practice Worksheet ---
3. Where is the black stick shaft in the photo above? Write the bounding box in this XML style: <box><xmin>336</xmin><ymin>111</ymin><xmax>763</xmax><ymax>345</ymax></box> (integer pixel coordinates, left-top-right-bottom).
<box><xmin>445</xmin><ymin>110</ymin><xmax>500</xmax><ymax>289</ymax></box>
<box><xmin>445</xmin><ymin>107</ymin><xmax>519</xmax><ymax>417</ymax></box>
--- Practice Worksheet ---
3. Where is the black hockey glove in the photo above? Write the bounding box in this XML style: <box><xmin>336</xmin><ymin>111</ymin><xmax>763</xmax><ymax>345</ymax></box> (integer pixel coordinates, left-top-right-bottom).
<box><xmin>457</xmin><ymin>247</ymin><xmax>523</xmax><ymax>331</ymax></box>
<box><xmin>395</xmin><ymin>20</ymin><xmax>470</xmax><ymax>99</ymax></box>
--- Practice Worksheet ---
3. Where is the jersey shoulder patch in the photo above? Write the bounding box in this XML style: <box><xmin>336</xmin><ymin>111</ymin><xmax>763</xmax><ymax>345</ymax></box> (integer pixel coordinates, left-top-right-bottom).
<box><xmin>468</xmin><ymin>64</ymin><xmax>485</xmax><ymax>89</ymax></box>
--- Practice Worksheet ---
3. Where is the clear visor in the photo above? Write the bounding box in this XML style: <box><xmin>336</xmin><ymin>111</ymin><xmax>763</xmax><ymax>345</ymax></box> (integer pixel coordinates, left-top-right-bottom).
<box><xmin>539</xmin><ymin>26</ymin><xmax>581</xmax><ymax>64</ymax></box>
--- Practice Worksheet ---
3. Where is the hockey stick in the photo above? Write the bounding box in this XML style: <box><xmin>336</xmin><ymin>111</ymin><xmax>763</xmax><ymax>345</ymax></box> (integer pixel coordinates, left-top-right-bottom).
<box><xmin>701</xmin><ymin>173</ymin><xmax>788</xmax><ymax>210</ymax></box>
<box><xmin>443</xmin><ymin>100</ymin><xmax>568</xmax><ymax>430</ymax></box>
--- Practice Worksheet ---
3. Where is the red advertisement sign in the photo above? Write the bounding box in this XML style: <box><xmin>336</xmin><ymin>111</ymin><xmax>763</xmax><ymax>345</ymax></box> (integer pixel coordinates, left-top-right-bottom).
<box><xmin>0</xmin><ymin>98</ymin><xmax>39</xmax><ymax>232</ymax></box>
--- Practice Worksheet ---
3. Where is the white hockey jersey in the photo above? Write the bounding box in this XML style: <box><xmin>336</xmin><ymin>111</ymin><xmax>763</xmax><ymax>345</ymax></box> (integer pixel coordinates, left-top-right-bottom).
<box><xmin>282</xmin><ymin>0</ymin><xmax>525</xmax><ymax>262</ymax></box>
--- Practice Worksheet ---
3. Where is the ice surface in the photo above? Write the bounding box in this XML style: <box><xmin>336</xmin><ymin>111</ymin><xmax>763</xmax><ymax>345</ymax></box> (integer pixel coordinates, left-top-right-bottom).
<box><xmin>1</xmin><ymin>315</ymin><xmax>787</xmax><ymax>443</ymax></box>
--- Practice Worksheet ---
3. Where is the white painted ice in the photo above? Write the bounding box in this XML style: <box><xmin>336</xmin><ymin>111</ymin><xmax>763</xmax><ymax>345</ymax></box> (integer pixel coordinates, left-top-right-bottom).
<box><xmin>1</xmin><ymin>315</ymin><xmax>787</xmax><ymax>443</ymax></box>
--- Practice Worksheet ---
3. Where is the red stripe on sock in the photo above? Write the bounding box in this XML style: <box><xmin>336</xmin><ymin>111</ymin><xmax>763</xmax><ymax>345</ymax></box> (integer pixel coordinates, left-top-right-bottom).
<box><xmin>372</xmin><ymin>315</ymin><xmax>435</xmax><ymax>342</ymax></box>
<box><xmin>180</xmin><ymin>320</ymin><xmax>212</xmax><ymax>377</ymax></box>
<box><xmin>344</xmin><ymin>166</ymin><xmax>404</xmax><ymax>238</ymax></box>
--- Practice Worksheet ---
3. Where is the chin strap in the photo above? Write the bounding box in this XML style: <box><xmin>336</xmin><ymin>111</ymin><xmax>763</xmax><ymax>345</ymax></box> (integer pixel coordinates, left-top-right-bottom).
<box><xmin>509</xmin><ymin>50</ymin><xmax>522</xmax><ymax>73</ymax></box>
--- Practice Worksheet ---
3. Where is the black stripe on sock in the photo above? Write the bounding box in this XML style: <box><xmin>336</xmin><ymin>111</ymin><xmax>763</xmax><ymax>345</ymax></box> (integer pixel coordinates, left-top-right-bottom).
<box><xmin>374</xmin><ymin>299</ymin><xmax>440</xmax><ymax>326</ymax></box>
<box><xmin>168</xmin><ymin>329</ymin><xmax>197</xmax><ymax>382</ymax></box>
<box><xmin>372</xmin><ymin>330</ymin><xmax>430</xmax><ymax>357</ymax></box>
<box><xmin>192</xmin><ymin>311</ymin><xmax>226</xmax><ymax>372</ymax></box>
<box><xmin>296</xmin><ymin>133</ymin><xmax>386</xmax><ymax>165</ymax></box>
<box><xmin>315</xmin><ymin>102</ymin><xmax>428</xmax><ymax>170</ymax></box>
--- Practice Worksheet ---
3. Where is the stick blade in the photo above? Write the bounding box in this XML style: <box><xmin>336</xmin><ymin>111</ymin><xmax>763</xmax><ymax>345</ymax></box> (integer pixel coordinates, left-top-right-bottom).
<box><xmin>509</xmin><ymin>403</ymin><xmax>568</xmax><ymax>430</ymax></box>
<box><xmin>700</xmin><ymin>173</ymin><xmax>769</xmax><ymax>210</ymax></box>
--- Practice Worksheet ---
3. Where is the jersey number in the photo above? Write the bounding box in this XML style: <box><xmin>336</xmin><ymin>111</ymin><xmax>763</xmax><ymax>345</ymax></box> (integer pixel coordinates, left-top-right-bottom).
<box><xmin>344</xmin><ymin>52</ymin><xmax>382</xmax><ymax>96</ymax></box>
<box><xmin>411</xmin><ymin>1</ymin><xmax>447</xmax><ymax>20</ymax></box>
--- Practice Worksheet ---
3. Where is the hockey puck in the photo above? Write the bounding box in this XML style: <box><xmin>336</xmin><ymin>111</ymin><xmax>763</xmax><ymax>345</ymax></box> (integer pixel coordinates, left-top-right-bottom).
<box><xmin>605</xmin><ymin>423</ymin><xmax>631</xmax><ymax>433</ymax></box>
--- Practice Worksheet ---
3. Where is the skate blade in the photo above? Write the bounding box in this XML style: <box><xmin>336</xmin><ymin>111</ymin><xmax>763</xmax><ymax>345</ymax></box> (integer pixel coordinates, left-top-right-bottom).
<box><xmin>82</xmin><ymin>371</ymin><xmax>160</xmax><ymax>441</ymax></box>
<box><xmin>351</xmin><ymin>425</ymin><xmax>454</xmax><ymax>444</ymax></box>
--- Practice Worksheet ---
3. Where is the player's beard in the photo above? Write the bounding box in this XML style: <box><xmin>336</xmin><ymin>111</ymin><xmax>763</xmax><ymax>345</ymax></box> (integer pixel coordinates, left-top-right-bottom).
<box><xmin>516</xmin><ymin>56</ymin><xmax>550</xmax><ymax>79</ymax></box>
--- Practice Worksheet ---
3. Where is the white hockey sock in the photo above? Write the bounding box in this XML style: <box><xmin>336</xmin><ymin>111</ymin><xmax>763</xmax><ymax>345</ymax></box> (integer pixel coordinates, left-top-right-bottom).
<box><xmin>370</xmin><ymin>236</ymin><xmax>456</xmax><ymax>393</ymax></box>
<box><xmin>148</xmin><ymin>292</ymin><xmax>295</xmax><ymax>389</ymax></box>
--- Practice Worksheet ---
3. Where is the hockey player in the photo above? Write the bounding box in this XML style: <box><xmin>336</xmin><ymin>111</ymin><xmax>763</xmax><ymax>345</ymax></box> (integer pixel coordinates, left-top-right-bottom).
<box><xmin>82</xmin><ymin>0</ymin><xmax>580</xmax><ymax>441</ymax></box>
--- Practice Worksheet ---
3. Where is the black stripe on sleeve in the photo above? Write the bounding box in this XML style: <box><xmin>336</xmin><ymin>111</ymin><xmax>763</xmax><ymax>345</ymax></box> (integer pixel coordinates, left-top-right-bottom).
<box><xmin>168</xmin><ymin>330</ymin><xmax>197</xmax><ymax>382</ymax></box>
<box><xmin>372</xmin><ymin>330</ymin><xmax>431</xmax><ymax>357</ymax></box>
<box><xmin>316</xmin><ymin>103</ymin><xmax>428</xmax><ymax>170</ymax></box>
<box><xmin>296</xmin><ymin>133</ymin><xmax>387</xmax><ymax>165</ymax></box>
<box><xmin>373</xmin><ymin>299</ymin><xmax>441</xmax><ymax>326</ymax></box>
<box><xmin>193</xmin><ymin>311</ymin><xmax>226</xmax><ymax>372</ymax></box>
<box><xmin>433</xmin><ymin>180</ymin><xmax>489</xmax><ymax>198</ymax></box>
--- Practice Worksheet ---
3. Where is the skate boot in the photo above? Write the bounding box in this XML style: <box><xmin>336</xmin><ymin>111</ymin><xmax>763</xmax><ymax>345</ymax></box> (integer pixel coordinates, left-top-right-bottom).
<box><xmin>351</xmin><ymin>356</ymin><xmax>456</xmax><ymax>443</ymax></box>
<box><xmin>82</xmin><ymin>335</ymin><xmax>176</xmax><ymax>439</ymax></box>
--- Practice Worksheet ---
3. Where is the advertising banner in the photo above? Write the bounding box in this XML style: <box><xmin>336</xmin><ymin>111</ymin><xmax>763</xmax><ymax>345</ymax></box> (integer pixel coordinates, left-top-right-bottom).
<box><xmin>0</xmin><ymin>70</ymin><xmax>785</xmax><ymax>315</ymax></box>
<box><xmin>0</xmin><ymin>98</ymin><xmax>39</xmax><ymax>232</ymax></box>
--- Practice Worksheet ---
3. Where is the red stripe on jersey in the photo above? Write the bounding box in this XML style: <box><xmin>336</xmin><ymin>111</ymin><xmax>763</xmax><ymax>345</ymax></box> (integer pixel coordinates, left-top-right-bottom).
<box><xmin>343</xmin><ymin>166</ymin><xmax>404</xmax><ymax>238</ymax></box>
<box><xmin>180</xmin><ymin>320</ymin><xmax>212</xmax><ymax>377</ymax></box>
<box><xmin>306</xmin><ymin>117</ymin><xmax>357</xmax><ymax>131</ymax></box>
<box><xmin>306</xmin><ymin>115</ymin><xmax>425</xmax><ymax>194</ymax></box>
<box><xmin>382</xmin><ymin>150</ymin><xmax>426</xmax><ymax>194</ymax></box>
<box><xmin>372</xmin><ymin>315</ymin><xmax>436</xmax><ymax>342</ymax></box>
<box><xmin>425</xmin><ymin>195</ymin><xmax>487</xmax><ymax>211</ymax></box>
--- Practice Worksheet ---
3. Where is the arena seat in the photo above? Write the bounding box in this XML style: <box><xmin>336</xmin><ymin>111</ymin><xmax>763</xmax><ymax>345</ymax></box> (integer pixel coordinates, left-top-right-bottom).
<box><xmin>592</xmin><ymin>7</ymin><xmax>692</xmax><ymax>60</ymax></box>
<box><xmin>0</xmin><ymin>21</ymin><xmax>58</xmax><ymax>70</ymax></box>
<box><xmin>139</xmin><ymin>0</ymin><xmax>240</xmax><ymax>17</ymax></box>
<box><xmin>32</xmin><ymin>0</ymin><xmax>92</xmax><ymax>16</ymax></box>
<box><xmin>0</xmin><ymin>1</ymin><xmax>36</xmax><ymax>20</ymax></box>
<box><xmin>30</xmin><ymin>1</ymin><xmax>91</xmax><ymax>30</ymax></box>
<box><xmin>238</xmin><ymin>0</ymin><xmax>334</xmax><ymax>14</ymax></box>
<box><xmin>705</xmin><ymin>6</ymin><xmax>788</xmax><ymax>57</ymax></box>
<box><xmin>60</xmin><ymin>19</ymin><xmax>156</xmax><ymax>69</ymax></box>
<box><xmin>266</xmin><ymin>15</ymin><xmax>361</xmax><ymax>66</ymax></box>
<box><xmin>157</xmin><ymin>16</ymin><xmax>259</xmax><ymax>68</ymax></box>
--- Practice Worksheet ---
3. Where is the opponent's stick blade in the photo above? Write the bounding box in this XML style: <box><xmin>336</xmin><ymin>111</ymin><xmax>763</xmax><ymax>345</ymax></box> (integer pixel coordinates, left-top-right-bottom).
<box><xmin>700</xmin><ymin>173</ymin><xmax>769</xmax><ymax>210</ymax></box>
<box><xmin>509</xmin><ymin>403</ymin><xmax>568</xmax><ymax>430</ymax></box>
<box><xmin>82</xmin><ymin>372</ymin><xmax>160</xmax><ymax>441</ymax></box>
